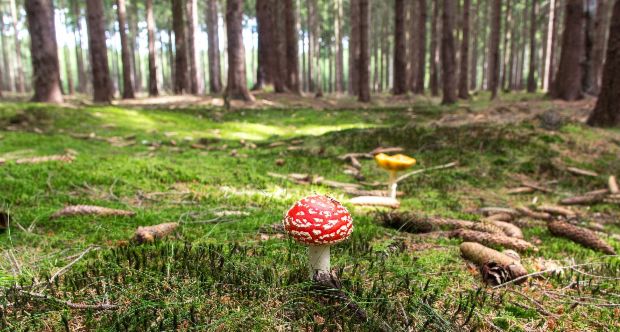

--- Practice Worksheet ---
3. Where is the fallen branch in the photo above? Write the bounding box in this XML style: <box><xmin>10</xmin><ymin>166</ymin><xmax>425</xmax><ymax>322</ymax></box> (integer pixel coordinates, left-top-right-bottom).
<box><xmin>133</xmin><ymin>222</ymin><xmax>179</xmax><ymax>243</ymax></box>
<box><xmin>51</xmin><ymin>205</ymin><xmax>135</xmax><ymax>219</ymax></box>
<box><xmin>349</xmin><ymin>196</ymin><xmax>400</xmax><ymax>209</ymax></box>
<box><xmin>395</xmin><ymin>161</ymin><xmax>458</xmax><ymax>183</ymax></box>
<box><xmin>460</xmin><ymin>242</ymin><xmax>528</xmax><ymax>285</ymax></box>
<box><xmin>548</xmin><ymin>220</ymin><xmax>616</xmax><ymax>255</ymax></box>
<box><xmin>451</xmin><ymin>229</ymin><xmax>536</xmax><ymax>252</ymax></box>
<box><xmin>567</xmin><ymin>167</ymin><xmax>599</xmax><ymax>177</ymax></box>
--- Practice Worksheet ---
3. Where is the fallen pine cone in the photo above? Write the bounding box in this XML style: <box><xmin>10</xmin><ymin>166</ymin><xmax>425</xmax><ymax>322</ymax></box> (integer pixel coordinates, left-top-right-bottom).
<box><xmin>490</xmin><ymin>221</ymin><xmax>523</xmax><ymax>239</ymax></box>
<box><xmin>483</xmin><ymin>213</ymin><xmax>514</xmax><ymax>222</ymax></box>
<box><xmin>560</xmin><ymin>190</ymin><xmax>609</xmax><ymax>205</ymax></box>
<box><xmin>536</xmin><ymin>204</ymin><xmax>576</xmax><ymax>219</ymax></box>
<box><xmin>133</xmin><ymin>222</ymin><xmax>179</xmax><ymax>244</ymax></box>
<box><xmin>516</xmin><ymin>206</ymin><xmax>552</xmax><ymax>221</ymax></box>
<box><xmin>460</xmin><ymin>242</ymin><xmax>528</xmax><ymax>285</ymax></box>
<box><xmin>451</xmin><ymin>229</ymin><xmax>536</xmax><ymax>252</ymax></box>
<box><xmin>379</xmin><ymin>212</ymin><xmax>504</xmax><ymax>235</ymax></box>
<box><xmin>51</xmin><ymin>205</ymin><xmax>135</xmax><ymax>219</ymax></box>
<box><xmin>548</xmin><ymin>220</ymin><xmax>616</xmax><ymax>255</ymax></box>
<box><xmin>15</xmin><ymin>154</ymin><xmax>75</xmax><ymax>165</ymax></box>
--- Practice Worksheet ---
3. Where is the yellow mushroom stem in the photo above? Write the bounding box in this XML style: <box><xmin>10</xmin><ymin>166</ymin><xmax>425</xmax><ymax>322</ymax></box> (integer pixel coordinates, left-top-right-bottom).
<box><xmin>388</xmin><ymin>170</ymin><xmax>397</xmax><ymax>199</ymax></box>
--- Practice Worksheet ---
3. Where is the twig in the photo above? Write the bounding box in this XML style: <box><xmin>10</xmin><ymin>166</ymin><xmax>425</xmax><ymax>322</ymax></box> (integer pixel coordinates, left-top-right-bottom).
<box><xmin>395</xmin><ymin>161</ymin><xmax>458</xmax><ymax>183</ymax></box>
<box><xmin>505</xmin><ymin>289</ymin><xmax>558</xmax><ymax>318</ymax></box>
<box><xmin>49</xmin><ymin>246</ymin><xmax>99</xmax><ymax>284</ymax></box>
<box><xmin>19</xmin><ymin>290</ymin><xmax>118</xmax><ymax>310</ymax></box>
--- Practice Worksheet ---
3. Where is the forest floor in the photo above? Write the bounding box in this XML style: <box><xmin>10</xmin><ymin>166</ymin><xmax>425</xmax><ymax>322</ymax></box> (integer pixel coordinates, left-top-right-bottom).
<box><xmin>0</xmin><ymin>92</ymin><xmax>619</xmax><ymax>331</ymax></box>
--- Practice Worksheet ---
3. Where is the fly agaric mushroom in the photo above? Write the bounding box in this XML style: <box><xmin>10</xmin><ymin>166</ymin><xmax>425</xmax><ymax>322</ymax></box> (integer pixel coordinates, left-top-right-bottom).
<box><xmin>283</xmin><ymin>195</ymin><xmax>353</xmax><ymax>276</ymax></box>
<box><xmin>374</xmin><ymin>153</ymin><xmax>416</xmax><ymax>198</ymax></box>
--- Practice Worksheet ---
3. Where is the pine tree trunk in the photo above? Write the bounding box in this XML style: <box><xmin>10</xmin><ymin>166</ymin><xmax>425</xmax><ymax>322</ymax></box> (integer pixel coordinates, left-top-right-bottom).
<box><xmin>458</xmin><ymin>0</ymin><xmax>470</xmax><ymax>99</ymax></box>
<box><xmin>308</xmin><ymin>0</ymin><xmax>321</xmax><ymax>95</ymax></box>
<box><xmin>590</xmin><ymin>0</ymin><xmax>609</xmax><ymax>94</ymax></box>
<box><xmin>10</xmin><ymin>0</ymin><xmax>25</xmax><ymax>93</ymax></box>
<box><xmin>116</xmin><ymin>0</ymin><xmax>135</xmax><ymax>99</ymax></box>
<box><xmin>358</xmin><ymin>0</ymin><xmax>370</xmax><ymax>102</ymax></box>
<box><xmin>129</xmin><ymin>3</ymin><xmax>141</xmax><ymax>93</ymax></box>
<box><xmin>415</xmin><ymin>0</ymin><xmax>427</xmax><ymax>94</ymax></box>
<box><xmin>480</xmin><ymin>0</ymin><xmax>489</xmax><ymax>90</ymax></box>
<box><xmin>167</xmin><ymin>28</ymin><xmax>175</xmax><ymax>89</ymax></box>
<box><xmin>441</xmin><ymin>0</ymin><xmax>457</xmax><ymax>104</ymax></box>
<box><xmin>488</xmin><ymin>0</ymin><xmax>501</xmax><ymax>99</ymax></box>
<box><xmin>71</xmin><ymin>0</ymin><xmax>87</xmax><ymax>93</ymax></box>
<box><xmin>225</xmin><ymin>0</ymin><xmax>254</xmax><ymax>101</ymax></box>
<box><xmin>187</xmin><ymin>0</ymin><xmax>201</xmax><ymax>94</ymax></box>
<box><xmin>349</xmin><ymin>0</ymin><xmax>360</xmax><ymax>95</ymax></box>
<box><xmin>172</xmin><ymin>0</ymin><xmax>188</xmax><ymax>94</ymax></box>
<box><xmin>25</xmin><ymin>0</ymin><xmax>63</xmax><ymax>103</ymax></box>
<box><xmin>469</xmin><ymin>0</ymin><xmax>479</xmax><ymax>90</ymax></box>
<box><xmin>501</xmin><ymin>0</ymin><xmax>512</xmax><ymax>92</ymax></box>
<box><xmin>206</xmin><ymin>0</ymin><xmax>222</xmax><ymax>93</ymax></box>
<box><xmin>254</xmin><ymin>0</ymin><xmax>276</xmax><ymax>90</ymax></box>
<box><xmin>85</xmin><ymin>0</ymin><xmax>113</xmax><ymax>102</ymax></box>
<box><xmin>284</xmin><ymin>0</ymin><xmax>300</xmax><ymax>94</ymax></box>
<box><xmin>430</xmin><ymin>0</ymin><xmax>440</xmax><ymax>96</ymax></box>
<box><xmin>393</xmin><ymin>0</ymin><xmax>407</xmax><ymax>95</ymax></box>
<box><xmin>527</xmin><ymin>0</ymin><xmax>537</xmax><ymax>92</ymax></box>
<box><xmin>551</xmin><ymin>0</ymin><xmax>585</xmax><ymax>101</ymax></box>
<box><xmin>543</xmin><ymin>0</ymin><xmax>558</xmax><ymax>91</ymax></box>
<box><xmin>408</xmin><ymin>1</ymin><xmax>418</xmax><ymax>92</ymax></box>
<box><xmin>274</xmin><ymin>0</ymin><xmax>287</xmax><ymax>93</ymax></box>
<box><xmin>1</xmin><ymin>15</ymin><xmax>14</xmax><ymax>92</ymax></box>
<box><xmin>146</xmin><ymin>0</ymin><xmax>158</xmax><ymax>96</ymax></box>
<box><xmin>586</xmin><ymin>0</ymin><xmax>620</xmax><ymax>127</ymax></box>
<box><xmin>335</xmin><ymin>0</ymin><xmax>344</xmax><ymax>93</ymax></box>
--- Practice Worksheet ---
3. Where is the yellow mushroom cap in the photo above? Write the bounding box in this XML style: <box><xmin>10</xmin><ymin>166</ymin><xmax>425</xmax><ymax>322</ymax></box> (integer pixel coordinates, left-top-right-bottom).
<box><xmin>374</xmin><ymin>153</ymin><xmax>416</xmax><ymax>171</ymax></box>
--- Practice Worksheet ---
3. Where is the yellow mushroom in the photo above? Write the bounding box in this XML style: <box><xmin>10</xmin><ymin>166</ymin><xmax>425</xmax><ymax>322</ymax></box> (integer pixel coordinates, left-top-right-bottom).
<box><xmin>374</xmin><ymin>153</ymin><xmax>416</xmax><ymax>199</ymax></box>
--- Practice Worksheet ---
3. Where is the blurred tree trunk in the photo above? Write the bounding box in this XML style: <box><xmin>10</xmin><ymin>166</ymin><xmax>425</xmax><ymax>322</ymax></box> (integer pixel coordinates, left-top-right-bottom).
<box><xmin>458</xmin><ymin>0</ymin><xmax>470</xmax><ymax>99</ymax></box>
<box><xmin>225</xmin><ymin>0</ymin><xmax>253</xmax><ymax>101</ymax></box>
<box><xmin>25</xmin><ymin>0</ymin><xmax>63</xmax><ymax>103</ymax></box>
<box><xmin>274</xmin><ymin>0</ymin><xmax>287</xmax><ymax>92</ymax></box>
<box><xmin>430</xmin><ymin>0</ymin><xmax>440</xmax><ymax>96</ymax></box>
<box><xmin>308</xmin><ymin>0</ymin><xmax>321</xmax><ymax>95</ymax></box>
<box><xmin>393</xmin><ymin>0</ymin><xmax>407</xmax><ymax>95</ymax></box>
<box><xmin>167</xmin><ymin>27</ymin><xmax>175</xmax><ymax>89</ymax></box>
<box><xmin>206</xmin><ymin>0</ymin><xmax>222</xmax><ymax>93</ymax></box>
<box><xmin>527</xmin><ymin>0</ymin><xmax>537</xmax><ymax>92</ymax></box>
<box><xmin>349</xmin><ymin>0</ymin><xmax>360</xmax><ymax>95</ymax></box>
<box><xmin>587</xmin><ymin>0</ymin><xmax>620</xmax><ymax>126</ymax></box>
<box><xmin>116</xmin><ymin>0</ymin><xmax>135</xmax><ymax>99</ymax></box>
<box><xmin>172</xmin><ymin>0</ymin><xmax>188</xmax><ymax>94</ymax></box>
<box><xmin>543</xmin><ymin>0</ymin><xmax>558</xmax><ymax>91</ymax></box>
<box><xmin>71</xmin><ymin>0</ymin><xmax>87</xmax><ymax>93</ymax></box>
<box><xmin>335</xmin><ymin>0</ymin><xmax>344</xmax><ymax>93</ymax></box>
<box><xmin>408</xmin><ymin>1</ymin><xmax>418</xmax><ymax>92</ymax></box>
<box><xmin>254</xmin><ymin>0</ymin><xmax>276</xmax><ymax>90</ymax></box>
<box><xmin>415</xmin><ymin>0</ymin><xmax>427</xmax><ymax>94</ymax></box>
<box><xmin>128</xmin><ymin>3</ymin><xmax>141</xmax><ymax>92</ymax></box>
<box><xmin>10</xmin><ymin>0</ymin><xmax>25</xmax><ymax>93</ymax></box>
<box><xmin>551</xmin><ymin>0</ymin><xmax>584</xmax><ymax>100</ymax></box>
<box><xmin>187</xmin><ymin>0</ymin><xmax>201</xmax><ymax>94</ymax></box>
<box><xmin>469</xmin><ymin>0</ymin><xmax>479</xmax><ymax>90</ymax></box>
<box><xmin>358</xmin><ymin>0</ymin><xmax>370</xmax><ymax>102</ymax></box>
<box><xmin>1</xmin><ymin>12</ymin><xmax>14</xmax><ymax>92</ymax></box>
<box><xmin>85</xmin><ymin>0</ymin><xmax>113</xmax><ymax>103</ymax></box>
<box><xmin>146</xmin><ymin>0</ymin><xmax>158</xmax><ymax>96</ymax></box>
<box><xmin>500</xmin><ymin>0</ymin><xmax>512</xmax><ymax>92</ymax></box>
<box><xmin>488</xmin><ymin>0</ymin><xmax>501</xmax><ymax>99</ymax></box>
<box><xmin>590</xmin><ymin>0</ymin><xmax>609</xmax><ymax>94</ymax></box>
<box><xmin>284</xmin><ymin>0</ymin><xmax>300</xmax><ymax>94</ymax></box>
<box><xmin>441</xmin><ymin>0</ymin><xmax>457</xmax><ymax>104</ymax></box>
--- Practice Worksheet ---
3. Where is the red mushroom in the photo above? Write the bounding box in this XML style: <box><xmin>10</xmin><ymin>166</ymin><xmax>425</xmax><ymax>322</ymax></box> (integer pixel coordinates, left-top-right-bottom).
<box><xmin>283</xmin><ymin>195</ymin><xmax>354</xmax><ymax>276</ymax></box>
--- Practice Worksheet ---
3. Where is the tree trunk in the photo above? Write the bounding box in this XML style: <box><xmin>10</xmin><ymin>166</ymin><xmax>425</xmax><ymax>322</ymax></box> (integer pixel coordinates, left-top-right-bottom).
<box><xmin>71</xmin><ymin>0</ymin><xmax>87</xmax><ymax>93</ymax></box>
<box><xmin>415</xmin><ymin>0</ymin><xmax>427</xmax><ymax>94</ymax></box>
<box><xmin>488</xmin><ymin>0</ymin><xmax>501</xmax><ymax>99</ymax></box>
<box><xmin>349</xmin><ymin>0</ymin><xmax>360</xmax><ymax>95</ymax></box>
<box><xmin>206</xmin><ymin>0</ymin><xmax>222</xmax><ymax>93</ymax></box>
<box><xmin>284</xmin><ymin>0</ymin><xmax>300</xmax><ymax>94</ymax></box>
<box><xmin>254</xmin><ymin>0</ymin><xmax>277</xmax><ymax>90</ymax></box>
<box><xmin>543</xmin><ymin>0</ymin><xmax>558</xmax><ymax>91</ymax></box>
<box><xmin>274</xmin><ymin>0</ymin><xmax>287</xmax><ymax>93</ymax></box>
<box><xmin>10</xmin><ymin>0</ymin><xmax>25</xmax><ymax>93</ymax></box>
<box><xmin>393</xmin><ymin>0</ymin><xmax>407</xmax><ymax>95</ymax></box>
<box><xmin>116</xmin><ymin>0</ymin><xmax>135</xmax><ymax>99</ymax></box>
<box><xmin>146</xmin><ymin>0</ymin><xmax>158</xmax><ymax>96</ymax></box>
<box><xmin>586</xmin><ymin>0</ymin><xmax>620</xmax><ymax>126</ymax></box>
<box><xmin>128</xmin><ymin>3</ymin><xmax>141</xmax><ymax>93</ymax></box>
<box><xmin>469</xmin><ymin>0</ymin><xmax>479</xmax><ymax>90</ymax></box>
<box><xmin>60</xmin><ymin>2</ymin><xmax>73</xmax><ymax>95</ymax></box>
<box><xmin>430</xmin><ymin>0</ymin><xmax>440</xmax><ymax>96</ymax></box>
<box><xmin>590</xmin><ymin>0</ymin><xmax>609</xmax><ymax>94</ymax></box>
<box><xmin>551</xmin><ymin>0</ymin><xmax>585</xmax><ymax>101</ymax></box>
<box><xmin>500</xmin><ymin>0</ymin><xmax>512</xmax><ymax>92</ymax></box>
<box><xmin>85</xmin><ymin>0</ymin><xmax>113</xmax><ymax>103</ymax></box>
<box><xmin>408</xmin><ymin>1</ymin><xmax>418</xmax><ymax>92</ymax></box>
<box><xmin>480</xmin><ymin>0</ymin><xmax>489</xmax><ymax>90</ymax></box>
<box><xmin>187</xmin><ymin>0</ymin><xmax>201</xmax><ymax>94</ymax></box>
<box><xmin>172</xmin><ymin>0</ymin><xmax>188</xmax><ymax>94</ymax></box>
<box><xmin>527</xmin><ymin>0</ymin><xmax>537</xmax><ymax>92</ymax></box>
<box><xmin>25</xmin><ymin>0</ymin><xmax>63</xmax><ymax>103</ymax></box>
<box><xmin>458</xmin><ymin>0</ymin><xmax>470</xmax><ymax>99</ymax></box>
<box><xmin>1</xmin><ymin>13</ymin><xmax>14</xmax><ymax>92</ymax></box>
<box><xmin>225</xmin><ymin>0</ymin><xmax>254</xmax><ymax>101</ymax></box>
<box><xmin>358</xmin><ymin>0</ymin><xmax>370</xmax><ymax>102</ymax></box>
<box><xmin>441</xmin><ymin>0</ymin><xmax>457</xmax><ymax>104</ymax></box>
<box><xmin>308</xmin><ymin>0</ymin><xmax>321</xmax><ymax>95</ymax></box>
<box><xmin>335</xmin><ymin>0</ymin><xmax>344</xmax><ymax>93</ymax></box>
<box><xmin>167</xmin><ymin>27</ymin><xmax>175</xmax><ymax>89</ymax></box>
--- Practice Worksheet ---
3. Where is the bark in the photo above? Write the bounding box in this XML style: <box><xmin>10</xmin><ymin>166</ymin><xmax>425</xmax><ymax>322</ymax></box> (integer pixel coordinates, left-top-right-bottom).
<box><xmin>469</xmin><ymin>0</ymin><xmax>480</xmax><ymax>90</ymax></box>
<box><xmin>587</xmin><ymin>0</ymin><xmax>620</xmax><ymax>127</ymax></box>
<box><xmin>414</xmin><ymin>0</ymin><xmax>427</xmax><ymax>94</ymax></box>
<box><xmin>10</xmin><ymin>0</ymin><xmax>25</xmax><ymax>93</ymax></box>
<box><xmin>527</xmin><ymin>0</ymin><xmax>538</xmax><ymax>92</ymax></box>
<box><xmin>551</xmin><ymin>0</ymin><xmax>585</xmax><ymax>101</ymax></box>
<box><xmin>500</xmin><ymin>0</ymin><xmax>512</xmax><ymax>91</ymax></box>
<box><xmin>441</xmin><ymin>0</ymin><xmax>457</xmax><ymax>104</ymax></box>
<box><xmin>167</xmin><ymin>28</ymin><xmax>175</xmax><ymax>89</ymax></box>
<box><xmin>274</xmin><ymin>0</ymin><xmax>287</xmax><ymax>93</ymax></box>
<box><xmin>206</xmin><ymin>0</ymin><xmax>222</xmax><ymax>93</ymax></box>
<box><xmin>348</xmin><ymin>0</ymin><xmax>360</xmax><ymax>95</ymax></box>
<box><xmin>460</xmin><ymin>242</ymin><xmax>528</xmax><ymax>285</ymax></box>
<box><xmin>393</xmin><ymin>0</ymin><xmax>407</xmax><ymax>95</ymax></box>
<box><xmin>430</xmin><ymin>0</ymin><xmax>440</xmax><ymax>96</ymax></box>
<box><xmin>408</xmin><ymin>1</ymin><xmax>418</xmax><ymax>92</ymax></box>
<box><xmin>172</xmin><ymin>0</ymin><xmax>188</xmax><ymax>94</ymax></box>
<box><xmin>307</xmin><ymin>0</ymin><xmax>320</xmax><ymax>94</ymax></box>
<box><xmin>358</xmin><ymin>0</ymin><xmax>370</xmax><ymax>102</ymax></box>
<box><xmin>334</xmin><ymin>0</ymin><xmax>344</xmax><ymax>92</ymax></box>
<box><xmin>128</xmin><ymin>3</ymin><xmax>141</xmax><ymax>92</ymax></box>
<box><xmin>590</xmin><ymin>0</ymin><xmax>609</xmax><ymax>94</ymax></box>
<box><xmin>146</xmin><ymin>0</ymin><xmax>158</xmax><ymax>96</ymax></box>
<box><xmin>458</xmin><ymin>0</ymin><xmax>470</xmax><ymax>99</ymax></box>
<box><xmin>488</xmin><ymin>0</ymin><xmax>501</xmax><ymax>99</ymax></box>
<box><xmin>543</xmin><ymin>0</ymin><xmax>558</xmax><ymax>91</ymax></box>
<box><xmin>85</xmin><ymin>0</ymin><xmax>113</xmax><ymax>103</ymax></box>
<box><xmin>187</xmin><ymin>0</ymin><xmax>201</xmax><ymax>94</ymax></box>
<box><xmin>284</xmin><ymin>0</ymin><xmax>300</xmax><ymax>94</ymax></box>
<box><xmin>116</xmin><ymin>0</ymin><xmax>134</xmax><ymax>99</ymax></box>
<box><xmin>71</xmin><ymin>0</ymin><xmax>87</xmax><ymax>93</ymax></box>
<box><xmin>25</xmin><ymin>0</ymin><xmax>63</xmax><ymax>103</ymax></box>
<box><xmin>480</xmin><ymin>0</ymin><xmax>489</xmax><ymax>90</ymax></box>
<box><xmin>254</xmin><ymin>0</ymin><xmax>276</xmax><ymax>90</ymax></box>
<box><xmin>1</xmin><ymin>13</ymin><xmax>13</xmax><ymax>92</ymax></box>
<box><xmin>225</xmin><ymin>0</ymin><xmax>254</xmax><ymax>101</ymax></box>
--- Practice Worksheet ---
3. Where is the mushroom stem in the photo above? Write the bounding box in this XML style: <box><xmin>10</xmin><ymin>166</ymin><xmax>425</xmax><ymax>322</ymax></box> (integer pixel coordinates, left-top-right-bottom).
<box><xmin>388</xmin><ymin>171</ymin><xmax>398</xmax><ymax>199</ymax></box>
<box><xmin>308</xmin><ymin>245</ymin><xmax>330</xmax><ymax>275</ymax></box>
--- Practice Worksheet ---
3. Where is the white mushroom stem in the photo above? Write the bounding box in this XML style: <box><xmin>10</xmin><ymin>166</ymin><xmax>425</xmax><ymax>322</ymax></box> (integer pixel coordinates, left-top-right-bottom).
<box><xmin>388</xmin><ymin>171</ymin><xmax>398</xmax><ymax>199</ymax></box>
<box><xmin>308</xmin><ymin>245</ymin><xmax>330</xmax><ymax>275</ymax></box>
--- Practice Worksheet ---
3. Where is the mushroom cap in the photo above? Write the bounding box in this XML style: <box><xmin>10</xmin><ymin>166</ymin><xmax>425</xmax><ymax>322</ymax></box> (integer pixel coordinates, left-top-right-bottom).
<box><xmin>283</xmin><ymin>195</ymin><xmax>354</xmax><ymax>245</ymax></box>
<box><xmin>374</xmin><ymin>153</ymin><xmax>416</xmax><ymax>171</ymax></box>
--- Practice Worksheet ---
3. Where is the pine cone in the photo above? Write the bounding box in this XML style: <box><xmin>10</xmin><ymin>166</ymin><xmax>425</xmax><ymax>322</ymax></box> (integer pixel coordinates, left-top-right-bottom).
<box><xmin>51</xmin><ymin>205</ymin><xmax>135</xmax><ymax>219</ymax></box>
<box><xmin>133</xmin><ymin>222</ymin><xmax>179</xmax><ymax>244</ymax></box>
<box><xmin>452</xmin><ymin>229</ymin><xmax>536</xmax><ymax>252</ymax></box>
<box><xmin>490</xmin><ymin>221</ymin><xmax>523</xmax><ymax>238</ymax></box>
<box><xmin>548</xmin><ymin>220</ymin><xmax>616</xmax><ymax>255</ymax></box>
<box><xmin>379</xmin><ymin>212</ymin><xmax>504</xmax><ymax>235</ymax></box>
<box><xmin>460</xmin><ymin>242</ymin><xmax>528</xmax><ymax>285</ymax></box>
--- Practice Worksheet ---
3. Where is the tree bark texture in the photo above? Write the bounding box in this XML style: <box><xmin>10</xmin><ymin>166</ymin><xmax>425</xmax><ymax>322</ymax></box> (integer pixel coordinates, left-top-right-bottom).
<box><xmin>551</xmin><ymin>0</ymin><xmax>585</xmax><ymax>101</ymax></box>
<box><xmin>172</xmin><ymin>0</ymin><xmax>188</xmax><ymax>94</ymax></box>
<box><xmin>206</xmin><ymin>0</ymin><xmax>222</xmax><ymax>93</ymax></box>
<box><xmin>116</xmin><ymin>0</ymin><xmax>135</xmax><ymax>99</ymax></box>
<box><xmin>86</xmin><ymin>0</ymin><xmax>113</xmax><ymax>103</ymax></box>
<box><xmin>225</xmin><ymin>0</ymin><xmax>254</xmax><ymax>101</ymax></box>
<box><xmin>441</xmin><ymin>0</ymin><xmax>457</xmax><ymax>104</ymax></box>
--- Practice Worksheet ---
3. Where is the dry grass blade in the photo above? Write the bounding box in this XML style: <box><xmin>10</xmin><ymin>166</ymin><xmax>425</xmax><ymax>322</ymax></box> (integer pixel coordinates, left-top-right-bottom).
<box><xmin>50</xmin><ymin>205</ymin><xmax>135</xmax><ymax>219</ymax></box>
<box><xmin>452</xmin><ymin>229</ymin><xmax>536</xmax><ymax>252</ymax></box>
<box><xmin>14</xmin><ymin>154</ymin><xmax>75</xmax><ymax>165</ymax></box>
<box><xmin>133</xmin><ymin>222</ymin><xmax>179</xmax><ymax>243</ymax></box>
<box><xmin>548</xmin><ymin>220</ymin><xmax>616</xmax><ymax>255</ymax></box>
<box><xmin>19</xmin><ymin>290</ymin><xmax>118</xmax><ymax>310</ymax></box>
<box><xmin>395</xmin><ymin>161</ymin><xmax>458</xmax><ymax>183</ymax></box>
<box><xmin>507</xmin><ymin>187</ymin><xmax>536</xmax><ymax>195</ymax></box>
<box><xmin>567</xmin><ymin>167</ymin><xmax>599</xmax><ymax>177</ymax></box>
